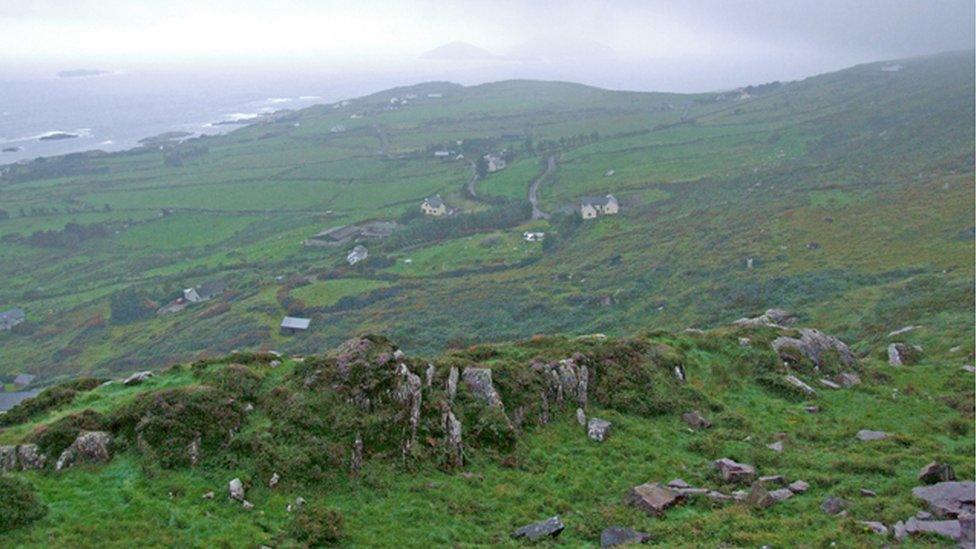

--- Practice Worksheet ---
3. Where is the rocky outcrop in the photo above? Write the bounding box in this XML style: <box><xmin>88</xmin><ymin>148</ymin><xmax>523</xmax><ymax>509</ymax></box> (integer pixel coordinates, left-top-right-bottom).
<box><xmin>511</xmin><ymin>516</ymin><xmax>564</xmax><ymax>541</ymax></box>
<box><xmin>17</xmin><ymin>444</ymin><xmax>46</xmax><ymax>470</ymax></box>
<box><xmin>600</xmin><ymin>526</ymin><xmax>651</xmax><ymax>547</ymax></box>
<box><xmin>124</xmin><ymin>371</ymin><xmax>154</xmax><ymax>385</ymax></box>
<box><xmin>56</xmin><ymin>430</ymin><xmax>113</xmax><ymax>470</ymax></box>
<box><xmin>918</xmin><ymin>462</ymin><xmax>956</xmax><ymax>485</ymax></box>
<box><xmin>461</xmin><ymin>367</ymin><xmax>503</xmax><ymax>408</ymax></box>
<box><xmin>395</xmin><ymin>363</ymin><xmax>422</xmax><ymax>457</ymax></box>
<box><xmin>773</xmin><ymin>329</ymin><xmax>855</xmax><ymax>370</ymax></box>
<box><xmin>895</xmin><ymin>517</ymin><xmax>965</xmax><ymax>543</ymax></box>
<box><xmin>734</xmin><ymin>309</ymin><xmax>798</xmax><ymax>328</ymax></box>
<box><xmin>888</xmin><ymin>343</ymin><xmax>923</xmax><ymax>366</ymax></box>
<box><xmin>627</xmin><ymin>482</ymin><xmax>683</xmax><ymax>516</ymax></box>
<box><xmin>912</xmin><ymin>481</ymin><xmax>976</xmax><ymax>518</ymax></box>
<box><xmin>587</xmin><ymin>418</ymin><xmax>612</xmax><ymax>442</ymax></box>
<box><xmin>446</xmin><ymin>366</ymin><xmax>459</xmax><ymax>402</ymax></box>
<box><xmin>713</xmin><ymin>458</ymin><xmax>756</xmax><ymax>484</ymax></box>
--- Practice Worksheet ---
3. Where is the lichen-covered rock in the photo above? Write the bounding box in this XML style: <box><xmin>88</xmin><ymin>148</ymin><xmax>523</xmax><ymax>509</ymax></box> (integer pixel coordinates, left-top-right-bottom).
<box><xmin>576</xmin><ymin>407</ymin><xmax>586</xmax><ymax>427</ymax></box>
<box><xmin>461</xmin><ymin>368</ymin><xmax>503</xmax><ymax>408</ymax></box>
<box><xmin>123</xmin><ymin>371</ymin><xmax>154</xmax><ymax>386</ymax></box>
<box><xmin>587</xmin><ymin>418</ymin><xmax>612</xmax><ymax>442</ymax></box>
<box><xmin>443</xmin><ymin>410</ymin><xmax>463</xmax><ymax>469</ymax></box>
<box><xmin>0</xmin><ymin>445</ymin><xmax>17</xmax><ymax>472</ymax></box>
<box><xmin>713</xmin><ymin>458</ymin><xmax>756</xmax><ymax>484</ymax></box>
<box><xmin>55</xmin><ymin>430</ymin><xmax>112</xmax><ymax>470</ymax></box>
<box><xmin>17</xmin><ymin>444</ymin><xmax>46</xmax><ymax>470</ymax></box>
<box><xmin>627</xmin><ymin>482</ymin><xmax>683</xmax><ymax>516</ymax></box>
<box><xmin>888</xmin><ymin>342</ymin><xmax>923</xmax><ymax>366</ymax></box>
<box><xmin>229</xmin><ymin>478</ymin><xmax>245</xmax><ymax>502</ymax></box>
<box><xmin>395</xmin><ymin>364</ymin><xmax>422</xmax><ymax>457</ymax></box>
<box><xmin>446</xmin><ymin>366</ymin><xmax>458</xmax><ymax>402</ymax></box>
<box><xmin>511</xmin><ymin>516</ymin><xmax>564</xmax><ymax>541</ymax></box>
<box><xmin>773</xmin><ymin>329</ymin><xmax>855</xmax><ymax>371</ymax></box>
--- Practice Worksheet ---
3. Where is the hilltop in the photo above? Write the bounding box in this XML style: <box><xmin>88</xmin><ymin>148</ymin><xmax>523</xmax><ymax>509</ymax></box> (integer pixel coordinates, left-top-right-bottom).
<box><xmin>0</xmin><ymin>50</ymin><xmax>972</xmax><ymax>389</ymax></box>
<box><xmin>0</xmin><ymin>313</ymin><xmax>972</xmax><ymax>545</ymax></box>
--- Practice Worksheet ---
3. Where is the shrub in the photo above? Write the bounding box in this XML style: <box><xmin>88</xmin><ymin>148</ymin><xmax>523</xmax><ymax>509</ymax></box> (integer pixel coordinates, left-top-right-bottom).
<box><xmin>195</xmin><ymin>363</ymin><xmax>265</xmax><ymax>401</ymax></box>
<box><xmin>0</xmin><ymin>475</ymin><xmax>47</xmax><ymax>533</ymax></box>
<box><xmin>29</xmin><ymin>409</ymin><xmax>107</xmax><ymax>457</ymax></box>
<box><xmin>109</xmin><ymin>386</ymin><xmax>245</xmax><ymax>468</ymax></box>
<box><xmin>287</xmin><ymin>504</ymin><xmax>344</xmax><ymax>546</ymax></box>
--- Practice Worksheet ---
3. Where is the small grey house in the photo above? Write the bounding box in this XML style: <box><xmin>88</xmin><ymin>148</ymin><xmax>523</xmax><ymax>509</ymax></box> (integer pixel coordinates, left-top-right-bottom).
<box><xmin>0</xmin><ymin>308</ymin><xmax>25</xmax><ymax>330</ymax></box>
<box><xmin>13</xmin><ymin>373</ymin><xmax>36</xmax><ymax>388</ymax></box>
<box><xmin>580</xmin><ymin>195</ymin><xmax>620</xmax><ymax>219</ymax></box>
<box><xmin>280</xmin><ymin>316</ymin><xmax>311</xmax><ymax>335</ymax></box>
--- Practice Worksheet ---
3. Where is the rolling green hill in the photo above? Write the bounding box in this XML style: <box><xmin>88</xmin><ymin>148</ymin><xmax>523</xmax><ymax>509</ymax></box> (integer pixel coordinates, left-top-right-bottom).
<box><xmin>0</xmin><ymin>51</ymin><xmax>972</xmax><ymax>385</ymax></box>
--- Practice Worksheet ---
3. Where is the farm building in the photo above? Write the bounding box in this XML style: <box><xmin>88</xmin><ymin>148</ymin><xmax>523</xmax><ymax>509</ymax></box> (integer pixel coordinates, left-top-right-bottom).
<box><xmin>0</xmin><ymin>308</ymin><xmax>25</xmax><ymax>330</ymax></box>
<box><xmin>358</xmin><ymin>221</ymin><xmax>397</xmax><ymax>239</ymax></box>
<box><xmin>580</xmin><ymin>195</ymin><xmax>620</xmax><ymax>219</ymax></box>
<box><xmin>421</xmin><ymin>196</ymin><xmax>447</xmax><ymax>216</ymax></box>
<box><xmin>183</xmin><ymin>280</ymin><xmax>227</xmax><ymax>303</ymax></box>
<box><xmin>347</xmin><ymin>245</ymin><xmax>369</xmax><ymax>265</ymax></box>
<box><xmin>305</xmin><ymin>225</ymin><xmax>362</xmax><ymax>247</ymax></box>
<box><xmin>523</xmin><ymin>231</ymin><xmax>545</xmax><ymax>242</ymax></box>
<box><xmin>280</xmin><ymin>316</ymin><xmax>311</xmax><ymax>335</ymax></box>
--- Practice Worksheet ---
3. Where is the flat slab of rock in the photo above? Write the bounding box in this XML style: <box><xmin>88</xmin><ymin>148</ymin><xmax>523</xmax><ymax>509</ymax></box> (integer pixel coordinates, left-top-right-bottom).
<box><xmin>769</xmin><ymin>488</ymin><xmax>794</xmax><ymax>502</ymax></box>
<box><xmin>788</xmin><ymin>480</ymin><xmax>810</xmax><ymax>493</ymax></box>
<box><xmin>819</xmin><ymin>378</ymin><xmax>841</xmax><ymax>389</ymax></box>
<box><xmin>860</xmin><ymin>521</ymin><xmax>888</xmax><ymax>535</ymax></box>
<box><xmin>898</xmin><ymin>517</ymin><xmax>962</xmax><ymax>542</ymax></box>
<box><xmin>713</xmin><ymin>458</ymin><xmax>756</xmax><ymax>484</ymax></box>
<box><xmin>600</xmin><ymin>526</ymin><xmax>651</xmax><ymax>547</ymax></box>
<box><xmin>627</xmin><ymin>482</ymin><xmax>683</xmax><ymax>516</ymax></box>
<box><xmin>856</xmin><ymin>429</ymin><xmax>888</xmax><ymax>441</ymax></box>
<box><xmin>682</xmin><ymin>410</ymin><xmax>711</xmax><ymax>429</ymax></box>
<box><xmin>511</xmin><ymin>516</ymin><xmax>564</xmax><ymax>541</ymax></box>
<box><xmin>587</xmin><ymin>418</ymin><xmax>612</xmax><ymax>442</ymax></box>
<box><xmin>783</xmin><ymin>375</ymin><xmax>816</xmax><ymax>396</ymax></box>
<box><xmin>912</xmin><ymin>481</ymin><xmax>976</xmax><ymax>518</ymax></box>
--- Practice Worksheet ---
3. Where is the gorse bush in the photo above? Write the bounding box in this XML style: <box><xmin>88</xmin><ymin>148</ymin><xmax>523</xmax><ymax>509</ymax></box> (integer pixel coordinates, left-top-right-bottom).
<box><xmin>288</xmin><ymin>504</ymin><xmax>344</xmax><ymax>547</ymax></box>
<box><xmin>0</xmin><ymin>475</ymin><xmax>47</xmax><ymax>533</ymax></box>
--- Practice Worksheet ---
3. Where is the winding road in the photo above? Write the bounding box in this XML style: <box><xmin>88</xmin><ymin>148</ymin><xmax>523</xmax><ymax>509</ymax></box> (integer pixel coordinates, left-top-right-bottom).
<box><xmin>528</xmin><ymin>155</ymin><xmax>556</xmax><ymax>220</ymax></box>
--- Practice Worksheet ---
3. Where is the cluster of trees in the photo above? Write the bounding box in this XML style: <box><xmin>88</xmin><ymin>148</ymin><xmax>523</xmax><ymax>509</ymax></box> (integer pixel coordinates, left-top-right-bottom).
<box><xmin>387</xmin><ymin>200</ymin><xmax>532</xmax><ymax>250</ymax></box>
<box><xmin>21</xmin><ymin>221</ymin><xmax>111</xmax><ymax>248</ymax></box>
<box><xmin>109</xmin><ymin>288</ymin><xmax>158</xmax><ymax>325</ymax></box>
<box><xmin>1</xmin><ymin>154</ymin><xmax>109</xmax><ymax>183</ymax></box>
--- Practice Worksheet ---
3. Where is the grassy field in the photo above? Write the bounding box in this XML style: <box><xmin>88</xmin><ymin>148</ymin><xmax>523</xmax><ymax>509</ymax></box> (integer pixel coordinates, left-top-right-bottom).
<box><xmin>0</xmin><ymin>50</ymin><xmax>971</xmax><ymax>391</ymax></box>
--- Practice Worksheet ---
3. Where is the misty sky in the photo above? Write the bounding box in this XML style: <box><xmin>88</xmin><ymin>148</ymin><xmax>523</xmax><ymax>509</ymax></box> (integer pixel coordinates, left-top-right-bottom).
<box><xmin>1</xmin><ymin>1</ymin><xmax>973</xmax><ymax>92</ymax></box>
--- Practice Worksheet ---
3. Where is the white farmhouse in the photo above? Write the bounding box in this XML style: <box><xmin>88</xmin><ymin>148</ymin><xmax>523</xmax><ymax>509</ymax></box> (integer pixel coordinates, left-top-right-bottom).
<box><xmin>580</xmin><ymin>195</ymin><xmax>620</xmax><ymax>219</ymax></box>
<box><xmin>421</xmin><ymin>196</ymin><xmax>447</xmax><ymax>216</ymax></box>
<box><xmin>347</xmin><ymin>245</ymin><xmax>368</xmax><ymax>265</ymax></box>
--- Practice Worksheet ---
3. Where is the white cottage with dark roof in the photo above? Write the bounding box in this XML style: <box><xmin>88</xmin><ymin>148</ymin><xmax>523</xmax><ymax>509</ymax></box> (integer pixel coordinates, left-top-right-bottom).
<box><xmin>580</xmin><ymin>194</ymin><xmax>619</xmax><ymax>219</ymax></box>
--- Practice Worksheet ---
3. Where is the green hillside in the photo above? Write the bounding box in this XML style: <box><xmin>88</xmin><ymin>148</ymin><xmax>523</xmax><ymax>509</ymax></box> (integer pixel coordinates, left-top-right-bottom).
<box><xmin>0</xmin><ymin>51</ymin><xmax>972</xmax><ymax>386</ymax></box>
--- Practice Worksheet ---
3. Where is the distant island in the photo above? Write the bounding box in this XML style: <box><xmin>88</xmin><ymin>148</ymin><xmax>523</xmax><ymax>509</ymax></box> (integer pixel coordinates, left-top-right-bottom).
<box><xmin>2</xmin><ymin>146</ymin><xmax>22</xmax><ymax>153</ymax></box>
<box><xmin>57</xmin><ymin>69</ymin><xmax>110</xmax><ymax>78</ymax></box>
<box><xmin>38</xmin><ymin>132</ymin><xmax>78</xmax><ymax>141</ymax></box>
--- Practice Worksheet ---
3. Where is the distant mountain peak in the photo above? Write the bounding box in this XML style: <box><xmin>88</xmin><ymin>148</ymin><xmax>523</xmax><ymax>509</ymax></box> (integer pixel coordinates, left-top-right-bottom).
<box><xmin>421</xmin><ymin>41</ymin><xmax>497</xmax><ymax>61</ymax></box>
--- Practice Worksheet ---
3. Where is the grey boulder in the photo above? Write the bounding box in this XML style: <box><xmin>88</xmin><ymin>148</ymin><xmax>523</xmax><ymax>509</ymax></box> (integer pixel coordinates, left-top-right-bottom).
<box><xmin>912</xmin><ymin>481</ymin><xmax>976</xmax><ymax>518</ymax></box>
<box><xmin>918</xmin><ymin>461</ymin><xmax>956</xmax><ymax>485</ymax></box>
<box><xmin>713</xmin><ymin>458</ymin><xmax>756</xmax><ymax>484</ymax></box>
<box><xmin>56</xmin><ymin>430</ymin><xmax>113</xmax><ymax>470</ymax></box>
<box><xmin>681</xmin><ymin>410</ymin><xmax>711</xmax><ymax>430</ymax></box>
<box><xmin>511</xmin><ymin>516</ymin><xmax>564</xmax><ymax>541</ymax></box>
<box><xmin>773</xmin><ymin>328</ymin><xmax>855</xmax><ymax>369</ymax></box>
<box><xmin>587</xmin><ymin>418</ymin><xmax>612</xmax><ymax>442</ymax></box>
<box><xmin>627</xmin><ymin>482</ymin><xmax>683</xmax><ymax>516</ymax></box>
